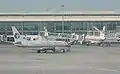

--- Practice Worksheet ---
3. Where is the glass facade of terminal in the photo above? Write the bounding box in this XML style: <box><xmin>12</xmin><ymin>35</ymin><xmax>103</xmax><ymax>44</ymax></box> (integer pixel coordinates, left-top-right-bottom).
<box><xmin>0</xmin><ymin>21</ymin><xmax>119</xmax><ymax>35</ymax></box>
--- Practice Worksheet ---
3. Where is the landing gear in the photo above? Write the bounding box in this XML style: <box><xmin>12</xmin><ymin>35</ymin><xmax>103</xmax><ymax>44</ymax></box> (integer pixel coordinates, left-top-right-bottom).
<box><xmin>37</xmin><ymin>50</ymin><xmax>41</xmax><ymax>53</ymax></box>
<box><xmin>37</xmin><ymin>49</ymin><xmax>47</xmax><ymax>53</ymax></box>
<box><xmin>60</xmin><ymin>49</ymin><xmax>66</xmax><ymax>53</ymax></box>
<box><xmin>36</xmin><ymin>47</ymin><xmax>70</xmax><ymax>53</ymax></box>
<box><xmin>85</xmin><ymin>41</ymin><xmax>91</xmax><ymax>46</ymax></box>
<box><xmin>52</xmin><ymin>49</ymin><xmax>56</xmax><ymax>53</ymax></box>
<box><xmin>86</xmin><ymin>43</ymin><xmax>90</xmax><ymax>46</ymax></box>
<box><xmin>97</xmin><ymin>43</ymin><xmax>102</xmax><ymax>46</ymax></box>
<box><xmin>44</xmin><ymin>50</ymin><xmax>47</xmax><ymax>53</ymax></box>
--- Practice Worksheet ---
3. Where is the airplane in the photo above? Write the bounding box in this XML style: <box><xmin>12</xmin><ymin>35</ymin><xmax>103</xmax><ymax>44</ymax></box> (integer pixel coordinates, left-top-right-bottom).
<box><xmin>39</xmin><ymin>26</ymin><xmax>79</xmax><ymax>45</ymax></box>
<box><xmin>80</xmin><ymin>26</ymin><xmax>106</xmax><ymax>46</ymax></box>
<box><xmin>11</xmin><ymin>26</ymin><xmax>71</xmax><ymax>53</ymax></box>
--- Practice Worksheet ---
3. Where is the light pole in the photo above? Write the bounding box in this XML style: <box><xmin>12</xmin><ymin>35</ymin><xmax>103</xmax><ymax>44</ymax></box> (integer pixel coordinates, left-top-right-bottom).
<box><xmin>71</xmin><ymin>23</ymin><xmax>72</xmax><ymax>34</ymax></box>
<box><xmin>86</xmin><ymin>22</ymin><xmax>88</xmax><ymax>35</ymax></box>
<box><xmin>61</xmin><ymin>5</ymin><xmax>64</xmax><ymax>33</ymax></box>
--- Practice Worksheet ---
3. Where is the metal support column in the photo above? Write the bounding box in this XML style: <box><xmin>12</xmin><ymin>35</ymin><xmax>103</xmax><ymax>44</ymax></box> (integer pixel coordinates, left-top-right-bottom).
<box><xmin>61</xmin><ymin>5</ymin><xmax>64</xmax><ymax>33</ymax></box>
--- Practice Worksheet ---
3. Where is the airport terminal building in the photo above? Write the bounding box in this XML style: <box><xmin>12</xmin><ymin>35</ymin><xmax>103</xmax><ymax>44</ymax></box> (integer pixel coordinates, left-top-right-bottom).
<box><xmin>0</xmin><ymin>12</ymin><xmax>120</xmax><ymax>35</ymax></box>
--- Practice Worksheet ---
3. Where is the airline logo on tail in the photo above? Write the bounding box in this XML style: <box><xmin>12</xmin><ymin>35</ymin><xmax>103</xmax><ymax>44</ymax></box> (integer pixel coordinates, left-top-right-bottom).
<box><xmin>14</xmin><ymin>33</ymin><xmax>20</xmax><ymax>39</ymax></box>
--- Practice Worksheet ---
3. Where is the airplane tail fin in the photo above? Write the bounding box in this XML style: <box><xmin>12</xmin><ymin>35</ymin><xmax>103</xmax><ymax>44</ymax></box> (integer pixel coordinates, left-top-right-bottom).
<box><xmin>44</xmin><ymin>26</ymin><xmax>48</xmax><ymax>39</ymax></box>
<box><xmin>93</xmin><ymin>26</ymin><xmax>106</xmax><ymax>40</ymax></box>
<box><xmin>11</xmin><ymin>26</ymin><xmax>21</xmax><ymax>42</ymax></box>
<box><xmin>44</xmin><ymin>26</ymin><xmax>48</xmax><ymax>37</ymax></box>
<box><xmin>100</xmin><ymin>26</ymin><xmax>106</xmax><ymax>40</ymax></box>
<box><xmin>102</xmin><ymin>26</ymin><xmax>106</xmax><ymax>32</ymax></box>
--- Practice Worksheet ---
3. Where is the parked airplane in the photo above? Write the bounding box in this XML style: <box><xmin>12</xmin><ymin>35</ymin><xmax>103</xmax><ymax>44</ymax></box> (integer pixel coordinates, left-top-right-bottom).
<box><xmin>12</xmin><ymin>26</ymin><xmax>71</xmax><ymax>53</ymax></box>
<box><xmin>80</xmin><ymin>26</ymin><xmax>106</xmax><ymax>46</ymax></box>
<box><xmin>39</xmin><ymin>26</ymin><xmax>79</xmax><ymax>45</ymax></box>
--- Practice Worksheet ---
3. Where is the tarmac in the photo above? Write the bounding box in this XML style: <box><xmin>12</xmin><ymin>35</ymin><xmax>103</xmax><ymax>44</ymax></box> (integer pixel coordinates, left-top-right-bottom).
<box><xmin>0</xmin><ymin>44</ymin><xmax>120</xmax><ymax>74</ymax></box>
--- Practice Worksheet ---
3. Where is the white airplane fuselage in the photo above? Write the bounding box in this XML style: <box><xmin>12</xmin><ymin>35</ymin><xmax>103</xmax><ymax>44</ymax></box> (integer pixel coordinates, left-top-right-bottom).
<box><xmin>83</xmin><ymin>35</ymin><xmax>105</xmax><ymax>44</ymax></box>
<box><xmin>14</xmin><ymin>40</ymin><xmax>71</xmax><ymax>52</ymax></box>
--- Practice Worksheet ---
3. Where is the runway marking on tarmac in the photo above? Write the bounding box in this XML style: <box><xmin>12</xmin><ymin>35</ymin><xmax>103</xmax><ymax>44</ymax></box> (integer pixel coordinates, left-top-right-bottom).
<box><xmin>88</xmin><ymin>67</ymin><xmax>120</xmax><ymax>72</ymax></box>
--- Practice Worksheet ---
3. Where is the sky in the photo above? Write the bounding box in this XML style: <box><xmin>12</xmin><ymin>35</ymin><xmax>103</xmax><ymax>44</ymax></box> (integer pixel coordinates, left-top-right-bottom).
<box><xmin>0</xmin><ymin>0</ymin><xmax>119</xmax><ymax>12</ymax></box>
